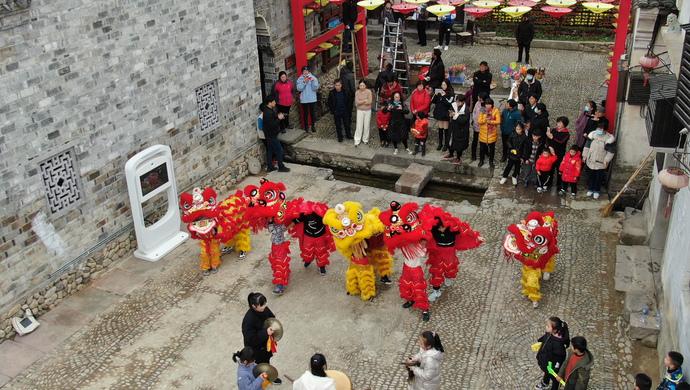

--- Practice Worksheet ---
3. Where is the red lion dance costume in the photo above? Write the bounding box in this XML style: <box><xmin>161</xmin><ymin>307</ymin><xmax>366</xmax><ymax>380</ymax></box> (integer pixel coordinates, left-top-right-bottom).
<box><xmin>179</xmin><ymin>187</ymin><xmax>251</xmax><ymax>275</ymax></box>
<box><xmin>503</xmin><ymin>211</ymin><xmax>559</xmax><ymax>308</ymax></box>
<box><xmin>288</xmin><ymin>200</ymin><xmax>336</xmax><ymax>275</ymax></box>
<box><xmin>422</xmin><ymin>204</ymin><xmax>483</xmax><ymax>302</ymax></box>
<box><xmin>380</xmin><ymin>201</ymin><xmax>434</xmax><ymax>322</ymax></box>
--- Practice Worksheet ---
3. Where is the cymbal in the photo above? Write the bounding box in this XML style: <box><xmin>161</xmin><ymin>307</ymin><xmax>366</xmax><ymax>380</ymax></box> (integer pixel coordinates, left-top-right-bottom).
<box><xmin>326</xmin><ymin>370</ymin><xmax>352</xmax><ymax>390</ymax></box>
<box><xmin>264</xmin><ymin>317</ymin><xmax>283</xmax><ymax>342</ymax></box>
<box><xmin>253</xmin><ymin>363</ymin><xmax>279</xmax><ymax>383</ymax></box>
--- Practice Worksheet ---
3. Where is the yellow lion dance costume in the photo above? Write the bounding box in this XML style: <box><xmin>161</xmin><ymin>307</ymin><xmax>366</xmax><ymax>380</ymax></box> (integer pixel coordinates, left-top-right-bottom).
<box><xmin>323</xmin><ymin>202</ymin><xmax>394</xmax><ymax>301</ymax></box>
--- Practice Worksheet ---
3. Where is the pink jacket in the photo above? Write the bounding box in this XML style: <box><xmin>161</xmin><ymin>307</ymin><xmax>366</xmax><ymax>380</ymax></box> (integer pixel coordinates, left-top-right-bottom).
<box><xmin>273</xmin><ymin>80</ymin><xmax>294</xmax><ymax>107</ymax></box>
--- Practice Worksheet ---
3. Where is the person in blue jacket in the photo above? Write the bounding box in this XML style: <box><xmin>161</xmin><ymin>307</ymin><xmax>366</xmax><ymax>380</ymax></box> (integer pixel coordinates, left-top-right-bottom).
<box><xmin>233</xmin><ymin>347</ymin><xmax>268</xmax><ymax>390</ymax></box>
<box><xmin>437</xmin><ymin>12</ymin><xmax>455</xmax><ymax>51</ymax></box>
<box><xmin>296</xmin><ymin>66</ymin><xmax>320</xmax><ymax>133</ymax></box>
<box><xmin>657</xmin><ymin>351</ymin><xmax>685</xmax><ymax>390</ymax></box>
<box><xmin>500</xmin><ymin>99</ymin><xmax>522</xmax><ymax>162</ymax></box>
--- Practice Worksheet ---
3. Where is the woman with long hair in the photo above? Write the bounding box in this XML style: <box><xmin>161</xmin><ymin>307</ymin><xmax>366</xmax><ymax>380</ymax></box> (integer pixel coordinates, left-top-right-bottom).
<box><xmin>535</xmin><ymin>316</ymin><xmax>571</xmax><ymax>390</ymax></box>
<box><xmin>405</xmin><ymin>331</ymin><xmax>444</xmax><ymax>390</ymax></box>
<box><xmin>293</xmin><ymin>353</ymin><xmax>336</xmax><ymax>390</ymax></box>
<box><xmin>241</xmin><ymin>292</ymin><xmax>281</xmax><ymax>385</ymax></box>
<box><xmin>431</xmin><ymin>79</ymin><xmax>454</xmax><ymax>152</ymax></box>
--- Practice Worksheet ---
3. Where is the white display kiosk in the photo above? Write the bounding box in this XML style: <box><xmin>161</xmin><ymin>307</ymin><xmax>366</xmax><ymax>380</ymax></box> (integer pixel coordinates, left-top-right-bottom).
<box><xmin>125</xmin><ymin>145</ymin><xmax>188</xmax><ymax>261</ymax></box>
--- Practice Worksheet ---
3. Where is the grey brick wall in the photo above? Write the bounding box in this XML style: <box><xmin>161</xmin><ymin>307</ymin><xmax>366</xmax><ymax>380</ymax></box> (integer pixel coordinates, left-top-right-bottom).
<box><xmin>0</xmin><ymin>0</ymin><xmax>262</xmax><ymax>314</ymax></box>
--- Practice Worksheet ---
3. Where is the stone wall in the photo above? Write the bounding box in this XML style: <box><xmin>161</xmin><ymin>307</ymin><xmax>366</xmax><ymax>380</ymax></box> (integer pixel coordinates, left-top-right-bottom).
<box><xmin>0</xmin><ymin>0</ymin><xmax>262</xmax><ymax>320</ymax></box>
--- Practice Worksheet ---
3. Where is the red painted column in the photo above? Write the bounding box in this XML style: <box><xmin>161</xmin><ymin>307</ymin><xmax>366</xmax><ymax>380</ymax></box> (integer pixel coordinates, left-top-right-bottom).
<box><xmin>606</xmin><ymin>0</ymin><xmax>632</xmax><ymax>133</ymax></box>
<box><xmin>356</xmin><ymin>9</ymin><xmax>369</xmax><ymax>77</ymax></box>
<box><xmin>291</xmin><ymin>0</ymin><xmax>308</xmax><ymax>75</ymax></box>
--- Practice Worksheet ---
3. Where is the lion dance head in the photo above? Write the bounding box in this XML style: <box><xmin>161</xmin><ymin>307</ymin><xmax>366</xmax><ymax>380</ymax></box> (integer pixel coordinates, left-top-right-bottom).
<box><xmin>503</xmin><ymin>211</ymin><xmax>559</xmax><ymax>269</ymax></box>
<box><xmin>379</xmin><ymin>201</ymin><xmax>433</xmax><ymax>257</ymax></box>
<box><xmin>179</xmin><ymin>187</ymin><xmax>247</xmax><ymax>241</ymax></box>
<box><xmin>323</xmin><ymin>201</ymin><xmax>385</xmax><ymax>259</ymax></box>
<box><xmin>243</xmin><ymin>178</ymin><xmax>294</xmax><ymax>227</ymax></box>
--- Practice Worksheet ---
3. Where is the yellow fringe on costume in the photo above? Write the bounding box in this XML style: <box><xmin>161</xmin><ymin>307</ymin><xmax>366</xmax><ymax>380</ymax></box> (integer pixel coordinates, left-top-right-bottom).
<box><xmin>346</xmin><ymin>263</ymin><xmax>376</xmax><ymax>301</ymax></box>
<box><xmin>200</xmin><ymin>239</ymin><xmax>222</xmax><ymax>270</ymax></box>
<box><xmin>225</xmin><ymin>228</ymin><xmax>252</xmax><ymax>253</ymax></box>
<box><xmin>521</xmin><ymin>265</ymin><xmax>542</xmax><ymax>303</ymax></box>
<box><xmin>369</xmin><ymin>248</ymin><xmax>393</xmax><ymax>278</ymax></box>
<box><xmin>543</xmin><ymin>256</ymin><xmax>556</xmax><ymax>273</ymax></box>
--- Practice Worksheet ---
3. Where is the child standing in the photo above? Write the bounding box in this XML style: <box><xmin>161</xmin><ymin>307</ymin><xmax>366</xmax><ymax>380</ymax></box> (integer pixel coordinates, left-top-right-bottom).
<box><xmin>559</xmin><ymin>145</ymin><xmax>582</xmax><ymax>197</ymax></box>
<box><xmin>500</xmin><ymin>122</ymin><xmax>527</xmax><ymax>185</ymax></box>
<box><xmin>233</xmin><ymin>347</ymin><xmax>269</xmax><ymax>390</ymax></box>
<box><xmin>657</xmin><ymin>351</ymin><xmax>685</xmax><ymax>390</ymax></box>
<box><xmin>521</xmin><ymin>133</ymin><xmax>545</xmax><ymax>188</ymax></box>
<box><xmin>535</xmin><ymin>147</ymin><xmax>558</xmax><ymax>193</ymax></box>
<box><xmin>535</xmin><ymin>317</ymin><xmax>571</xmax><ymax>390</ymax></box>
<box><xmin>582</xmin><ymin>121</ymin><xmax>615</xmax><ymax>199</ymax></box>
<box><xmin>377</xmin><ymin>102</ymin><xmax>391</xmax><ymax>147</ymax></box>
<box><xmin>411</xmin><ymin>112</ymin><xmax>429</xmax><ymax>156</ymax></box>
<box><xmin>558</xmin><ymin>336</ymin><xmax>594</xmax><ymax>390</ymax></box>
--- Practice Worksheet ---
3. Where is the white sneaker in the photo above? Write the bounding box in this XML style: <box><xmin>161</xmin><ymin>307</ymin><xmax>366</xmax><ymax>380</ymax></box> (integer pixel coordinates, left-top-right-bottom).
<box><xmin>406</xmin><ymin>148</ymin><xmax>411</xmax><ymax>154</ymax></box>
<box><xmin>394</xmin><ymin>149</ymin><xmax>398</xmax><ymax>155</ymax></box>
<box><xmin>444</xmin><ymin>45</ymin><xmax>448</xmax><ymax>50</ymax></box>
<box><xmin>532</xmin><ymin>301</ymin><xmax>539</xmax><ymax>308</ymax></box>
<box><xmin>434</xmin><ymin>45</ymin><xmax>442</xmax><ymax>49</ymax></box>
<box><xmin>428</xmin><ymin>289</ymin><xmax>442</xmax><ymax>302</ymax></box>
<box><xmin>512</xmin><ymin>177</ymin><xmax>518</xmax><ymax>185</ymax></box>
<box><xmin>499</xmin><ymin>177</ymin><xmax>507</xmax><ymax>184</ymax></box>
<box><xmin>586</xmin><ymin>191</ymin><xmax>593</xmax><ymax>197</ymax></box>
<box><xmin>444</xmin><ymin>278</ymin><xmax>454</xmax><ymax>287</ymax></box>
<box><xmin>571</xmin><ymin>192</ymin><xmax>576</xmax><ymax>197</ymax></box>
<box><xmin>535</xmin><ymin>382</ymin><xmax>547</xmax><ymax>390</ymax></box>
<box><xmin>536</xmin><ymin>187</ymin><xmax>543</xmax><ymax>193</ymax></box>
<box><xmin>542</xmin><ymin>272</ymin><xmax>550</xmax><ymax>281</ymax></box>
<box><xmin>593</xmin><ymin>192</ymin><xmax>600</xmax><ymax>199</ymax></box>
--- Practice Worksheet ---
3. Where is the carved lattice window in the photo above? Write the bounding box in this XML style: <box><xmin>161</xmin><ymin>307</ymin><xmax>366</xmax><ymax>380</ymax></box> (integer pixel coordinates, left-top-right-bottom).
<box><xmin>195</xmin><ymin>80</ymin><xmax>221</xmax><ymax>132</ymax></box>
<box><xmin>39</xmin><ymin>148</ymin><xmax>83</xmax><ymax>215</ymax></box>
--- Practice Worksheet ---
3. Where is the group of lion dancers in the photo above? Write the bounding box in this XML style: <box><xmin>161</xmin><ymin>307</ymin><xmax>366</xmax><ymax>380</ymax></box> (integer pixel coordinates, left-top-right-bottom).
<box><xmin>178</xmin><ymin>178</ymin><xmax>562</xmax><ymax>320</ymax></box>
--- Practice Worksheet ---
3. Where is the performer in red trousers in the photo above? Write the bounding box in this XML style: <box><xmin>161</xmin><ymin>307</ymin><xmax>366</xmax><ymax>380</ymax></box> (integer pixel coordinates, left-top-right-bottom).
<box><xmin>288</xmin><ymin>200</ymin><xmax>335</xmax><ymax>276</ymax></box>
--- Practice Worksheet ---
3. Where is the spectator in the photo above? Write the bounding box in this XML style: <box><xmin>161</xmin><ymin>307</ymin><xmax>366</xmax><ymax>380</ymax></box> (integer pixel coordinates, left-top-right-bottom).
<box><xmin>472</xmin><ymin>61</ymin><xmax>492</xmax><ymax>106</ymax></box>
<box><xmin>339</xmin><ymin>62</ymin><xmax>356</xmax><ymax>106</ymax></box>
<box><xmin>381</xmin><ymin>1</ymin><xmax>396</xmax><ymax>50</ymax></box>
<box><xmin>380</xmin><ymin>75</ymin><xmax>404</xmax><ymax>107</ymax></box>
<box><xmin>262</xmin><ymin>95</ymin><xmax>290</xmax><ymax>173</ymax></box>
<box><xmin>432</xmin><ymin>79</ymin><xmax>454</xmax><ymax>152</ymax></box>
<box><xmin>327</xmin><ymin>80</ymin><xmax>353</xmax><ymax>142</ymax></box>
<box><xmin>242</xmin><ymin>292</ymin><xmax>281</xmax><ymax>384</ymax></box>
<box><xmin>520</xmin><ymin>132</ymin><xmax>545</xmax><ymax>188</ymax></box>
<box><xmin>535</xmin><ymin>317</ymin><xmax>571</xmax><ymax>390</ymax></box>
<box><xmin>557</xmin><ymin>336</ymin><xmax>594</xmax><ymax>390</ymax></box>
<box><xmin>377</xmin><ymin>102</ymin><xmax>392</xmax><ymax>147</ymax></box>
<box><xmin>477</xmin><ymin>97</ymin><xmax>501</xmax><ymax>168</ymax></box>
<box><xmin>535</xmin><ymin>146</ymin><xmax>557</xmax><ymax>193</ymax></box>
<box><xmin>471</xmin><ymin>92</ymin><xmax>488</xmax><ymax>161</ymax></box>
<box><xmin>444</xmin><ymin>94</ymin><xmax>470</xmax><ymax>165</ymax></box>
<box><xmin>500</xmin><ymin>99</ymin><xmax>522</xmax><ymax>162</ymax></box>
<box><xmin>293</xmin><ymin>353</ymin><xmax>336</xmax><ymax>390</ymax></box>
<box><xmin>581</xmin><ymin>106</ymin><xmax>606</xmax><ymax>149</ymax></box>
<box><xmin>531</xmin><ymin>102</ymin><xmax>549</xmax><ymax>137</ymax></box>
<box><xmin>515</xmin><ymin>16</ymin><xmax>535</xmax><ymax>63</ymax></box>
<box><xmin>354</xmin><ymin>80</ymin><xmax>373</xmax><ymax>146</ymax></box>
<box><xmin>411</xmin><ymin>112</ymin><xmax>429</xmax><ymax>156</ymax></box>
<box><xmin>414</xmin><ymin>3</ymin><xmax>428</xmax><ymax>46</ymax></box>
<box><xmin>405</xmin><ymin>331</ymin><xmax>444</xmax><ymax>390</ymax></box>
<box><xmin>558</xmin><ymin>145</ymin><xmax>582</xmax><ymax>197</ymax></box>
<box><xmin>437</xmin><ymin>11</ymin><xmax>455</xmax><ymax>51</ymax></box>
<box><xmin>525</xmin><ymin>94</ymin><xmax>539</xmax><ymax>123</ymax></box>
<box><xmin>375</xmin><ymin>62</ymin><xmax>395</xmax><ymax>93</ymax></box>
<box><xmin>341</xmin><ymin>0</ymin><xmax>358</xmax><ymax>50</ymax></box>
<box><xmin>518</xmin><ymin>68</ymin><xmax>542</xmax><ymax>105</ymax></box>
<box><xmin>410</xmin><ymin>81</ymin><xmax>432</xmax><ymax>118</ymax></box>
<box><xmin>634</xmin><ymin>373</ymin><xmax>652</xmax><ymax>390</ymax></box>
<box><xmin>499</xmin><ymin>121</ymin><xmax>527</xmax><ymax>185</ymax></box>
<box><xmin>233</xmin><ymin>347</ymin><xmax>268</xmax><ymax>390</ymax></box>
<box><xmin>657</xmin><ymin>351</ymin><xmax>685</xmax><ymax>390</ymax></box>
<box><xmin>582</xmin><ymin>119</ymin><xmax>614</xmax><ymax>200</ymax></box>
<box><xmin>388</xmin><ymin>91</ymin><xmax>410</xmax><ymax>155</ymax></box>
<box><xmin>272</xmin><ymin>71</ymin><xmax>294</xmax><ymax>133</ymax></box>
<box><xmin>425</xmin><ymin>48</ymin><xmax>445</xmax><ymax>89</ymax></box>
<box><xmin>296</xmin><ymin>66</ymin><xmax>320</xmax><ymax>133</ymax></box>
<box><xmin>575</xmin><ymin>100</ymin><xmax>596</xmax><ymax>149</ymax></box>
<box><xmin>546</xmin><ymin>116</ymin><xmax>570</xmax><ymax>186</ymax></box>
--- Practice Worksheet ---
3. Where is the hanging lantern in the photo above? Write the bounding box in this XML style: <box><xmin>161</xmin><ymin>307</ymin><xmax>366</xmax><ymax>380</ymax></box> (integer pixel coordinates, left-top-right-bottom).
<box><xmin>500</xmin><ymin>6</ymin><xmax>532</xmax><ymax>17</ymax></box>
<box><xmin>404</xmin><ymin>0</ymin><xmax>430</xmax><ymax>3</ymax></box>
<box><xmin>541</xmin><ymin>5</ymin><xmax>572</xmax><ymax>17</ymax></box>
<box><xmin>464</xmin><ymin>6</ymin><xmax>493</xmax><ymax>17</ymax></box>
<box><xmin>357</xmin><ymin>0</ymin><xmax>384</xmax><ymax>10</ymax></box>
<box><xmin>639</xmin><ymin>54</ymin><xmax>660</xmax><ymax>86</ymax></box>
<box><xmin>427</xmin><ymin>4</ymin><xmax>455</xmax><ymax>15</ymax></box>
<box><xmin>392</xmin><ymin>3</ymin><xmax>418</xmax><ymax>13</ymax></box>
<box><xmin>472</xmin><ymin>0</ymin><xmax>500</xmax><ymax>8</ymax></box>
<box><xmin>582</xmin><ymin>2</ymin><xmax>615</xmax><ymax>13</ymax></box>
<box><xmin>658</xmin><ymin>167</ymin><xmax>689</xmax><ymax>218</ymax></box>
<box><xmin>545</xmin><ymin>0</ymin><xmax>575</xmax><ymax>6</ymax></box>
<box><xmin>509</xmin><ymin>0</ymin><xmax>537</xmax><ymax>7</ymax></box>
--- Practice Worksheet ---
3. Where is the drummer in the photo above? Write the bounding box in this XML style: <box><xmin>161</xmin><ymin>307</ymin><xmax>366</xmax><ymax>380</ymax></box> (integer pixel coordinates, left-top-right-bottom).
<box><xmin>293</xmin><ymin>353</ymin><xmax>337</xmax><ymax>390</ymax></box>
<box><xmin>242</xmin><ymin>292</ymin><xmax>282</xmax><ymax>385</ymax></box>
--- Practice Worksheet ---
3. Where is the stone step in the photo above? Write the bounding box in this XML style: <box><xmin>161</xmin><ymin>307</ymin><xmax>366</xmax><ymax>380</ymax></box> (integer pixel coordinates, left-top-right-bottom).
<box><xmin>372</xmin><ymin>152</ymin><xmax>494</xmax><ymax>178</ymax></box>
<box><xmin>628</xmin><ymin>311</ymin><xmax>660</xmax><ymax>347</ymax></box>
<box><xmin>620</xmin><ymin>208</ymin><xmax>647</xmax><ymax>245</ymax></box>
<box><xmin>623</xmin><ymin>290</ymin><xmax>657</xmax><ymax>321</ymax></box>
<box><xmin>277</xmin><ymin>128</ymin><xmax>309</xmax><ymax>145</ymax></box>
<box><xmin>370</xmin><ymin>163</ymin><xmax>404</xmax><ymax>178</ymax></box>
<box><xmin>614</xmin><ymin>245</ymin><xmax>654</xmax><ymax>293</ymax></box>
<box><xmin>395</xmin><ymin>163</ymin><xmax>433</xmax><ymax>196</ymax></box>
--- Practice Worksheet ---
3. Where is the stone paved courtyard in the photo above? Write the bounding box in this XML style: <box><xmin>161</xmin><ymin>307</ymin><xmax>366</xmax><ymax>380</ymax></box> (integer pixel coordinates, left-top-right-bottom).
<box><xmin>1</xmin><ymin>164</ymin><xmax>635</xmax><ymax>389</ymax></box>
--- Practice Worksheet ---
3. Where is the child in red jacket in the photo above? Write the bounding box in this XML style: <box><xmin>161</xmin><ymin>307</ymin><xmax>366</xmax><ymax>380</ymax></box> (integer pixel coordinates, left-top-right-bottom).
<box><xmin>411</xmin><ymin>112</ymin><xmax>429</xmax><ymax>156</ymax></box>
<box><xmin>377</xmin><ymin>103</ymin><xmax>391</xmax><ymax>147</ymax></box>
<box><xmin>535</xmin><ymin>146</ymin><xmax>557</xmax><ymax>193</ymax></box>
<box><xmin>558</xmin><ymin>145</ymin><xmax>582</xmax><ymax>197</ymax></box>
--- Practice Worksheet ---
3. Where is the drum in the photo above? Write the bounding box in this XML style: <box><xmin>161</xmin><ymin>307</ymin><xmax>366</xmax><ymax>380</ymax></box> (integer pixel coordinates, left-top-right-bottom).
<box><xmin>326</xmin><ymin>370</ymin><xmax>352</xmax><ymax>390</ymax></box>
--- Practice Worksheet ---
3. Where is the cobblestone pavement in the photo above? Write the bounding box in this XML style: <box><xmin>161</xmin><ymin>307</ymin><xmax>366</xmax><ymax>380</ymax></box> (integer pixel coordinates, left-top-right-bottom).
<box><xmin>3</xmin><ymin>164</ymin><xmax>634</xmax><ymax>389</ymax></box>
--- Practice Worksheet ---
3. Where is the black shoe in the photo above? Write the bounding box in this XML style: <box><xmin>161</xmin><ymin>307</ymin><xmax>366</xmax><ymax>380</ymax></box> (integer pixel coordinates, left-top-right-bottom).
<box><xmin>422</xmin><ymin>311</ymin><xmax>430</xmax><ymax>321</ymax></box>
<box><xmin>380</xmin><ymin>275</ymin><xmax>392</xmax><ymax>285</ymax></box>
<box><xmin>311</xmin><ymin>127</ymin><xmax>316</xmax><ymax>133</ymax></box>
<box><xmin>441</xmin><ymin>146</ymin><xmax>448</xmax><ymax>152</ymax></box>
<box><xmin>338</xmin><ymin>138</ymin><xmax>343</xmax><ymax>142</ymax></box>
<box><xmin>304</xmin><ymin>261</ymin><xmax>312</xmax><ymax>268</ymax></box>
<box><xmin>319</xmin><ymin>266</ymin><xmax>327</xmax><ymax>276</ymax></box>
<box><xmin>278</xmin><ymin>166</ymin><xmax>290</xmax><ymax>172</ymax></box>
<box><xmin>478</xmin><ymin>161</ymin><xmax>485</xmax><ymax>168</ymax></box>
<box><xmin>281</xmin><ymin>130</ymin><xmax>287</xmax><ymax>134</ymax></box>
<box><xmin>273</xmin><ymin>378</ymin><xmax>282</xmax><ymax>385</ymax></box>
<box><xmin>500</xmin><ymin>158</ymin><xmax>507</xmax><ymax>163</ymax></box>
<box><xmin>436</xmin><ymin>144</ymin><xmax>442</xmax><ymax>151</ymax></box>
<box><xmin>267</xmin><ymin>167</ymin><xmax>276</xmax><ymax>172</ymax></box>
<box><xmin>402</xmin><ymin>301</ymin><xmax>414</xmax><ymax>308</ymax></box>
<box><xmin>490</xmin><ymin>163</ymin><xmax>495</xmax><ymax>170</ymax></box>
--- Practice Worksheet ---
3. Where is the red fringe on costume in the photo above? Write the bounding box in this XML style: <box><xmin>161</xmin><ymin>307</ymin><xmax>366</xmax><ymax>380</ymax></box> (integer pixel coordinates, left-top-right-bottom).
<box><xmin>269</xmin><ymin>241</ymin><xmax>291</xmax><ymax>286</ymax></box>
<box><xmin>399</xmin><ymin>264</ymin><xmax>430</xmax><ymax>311</ymax></box>
<box><xmin>426</xmin><ymin>246</ymin><xmax>460</xmax><ymax>288</ymax></box>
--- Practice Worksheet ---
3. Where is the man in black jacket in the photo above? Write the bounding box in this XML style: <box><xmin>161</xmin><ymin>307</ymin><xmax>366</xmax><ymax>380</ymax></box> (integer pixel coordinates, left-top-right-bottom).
<box><xmin>472</xmin><ymin>61</ymin><xmax>492</xmax><ymax>107</ymax></box>
<box><xmin>515</xmin><ymin>16</ymin><xmax>535</xmax><ymax>63</ymax></box>
<box><xmin>518</xmin><ymin>68</ymin><xmax>542</xmax><ymax>105</ymax></box>
<box><xmin>327</xmin><ymin>80</ymin><xmax>353</xmax><ymax>142</ymax></box>
<box><xmin>262</xmin><ymin>95</ymin><xmax>290</xmax><ymax>172</ymax></box>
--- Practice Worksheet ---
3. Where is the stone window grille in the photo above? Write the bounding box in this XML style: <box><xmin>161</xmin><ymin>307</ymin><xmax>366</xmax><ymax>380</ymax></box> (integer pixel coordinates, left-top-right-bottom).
<box><xmin>195</xmin><ymin>80</ymin><xmax>221</xmax><ymax>132</ymax></box>
<box><xmin>39</xmin><ymin>147</ymin><xmax>84</xmax><ymax>215</ymax></box>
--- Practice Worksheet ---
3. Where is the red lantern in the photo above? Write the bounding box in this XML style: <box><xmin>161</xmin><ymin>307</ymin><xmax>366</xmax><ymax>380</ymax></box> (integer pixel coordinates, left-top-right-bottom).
<box><xmin>658</xmin><ymin>167</ymin><xmax>689</xmax><ymax>218</ymax></box>
<box><xmin>392</xmin><ymin>3</ymin><xmax>418</xmax><ymax>14</ymax></box>
<box><xmin>509</xmin><ymin>0</ymin><xmax>536</xmax><ymax>6</ymax></box>
<box><xmin>541</xmin><ymin>6</ymin><xmax>572</xmax><ymax>18</ymax></box>
<box><xmin>639</xmin><ymin>55</ymin><xmax>660</xmax><ymax>86</ymax></box>
<box><xmin>464</xmin><ymin>6</ymin><xmax>492</xmax><ymax>17</ymax></box>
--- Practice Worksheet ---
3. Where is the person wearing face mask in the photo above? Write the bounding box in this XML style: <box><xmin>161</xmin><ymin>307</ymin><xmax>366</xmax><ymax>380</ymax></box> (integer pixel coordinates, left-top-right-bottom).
<box><xmin>518</xmin><ymin>69</ymin><xmax>542</xmax><ymax>106</ymax></box>
<box><xmin>575</xmin><ymin>100</ymin><xmax>596</xmax><ymax>148</ymax></box>
<box><xmin>530</xmin><ymin>102</ymin><xmax>549</xmax><ymax>138</ymax></box>
<box><xmin>582</xmin><ymin>119</ymin><xmax>615</xmax><ymax>200</ymax></box>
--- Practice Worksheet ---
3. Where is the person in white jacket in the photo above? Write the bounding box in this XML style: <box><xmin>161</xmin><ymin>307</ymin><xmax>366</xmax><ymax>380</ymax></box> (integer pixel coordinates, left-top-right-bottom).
<box><xmin>292</xmin><ymin>353</ymin><xmax>336</xmax><ymax>390</ymax></box>
<box><xmin>405</xmin><ymin>331</ymin><xmax>445</xmax><ymax>390</ymax></box>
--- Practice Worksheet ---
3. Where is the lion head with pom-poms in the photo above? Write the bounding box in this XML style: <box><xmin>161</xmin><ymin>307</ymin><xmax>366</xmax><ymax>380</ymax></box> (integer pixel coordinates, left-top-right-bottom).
<box><xmin>323</xmin><ymin>201</ymin><xmax>386</xmax><ymax>260</ymax></box>
<box><xmin>179</xmin><ymin>187</ymin><xmax>247</xmax><ymax>241</ymax></box>
<box><xmin>379</xmin><ymin>201</ymin><xmax>433</xmax><ymax>253</ymax></box>
<box><xmin>243</xmin><ymin>178</ymin><xmax>296</xmax><ymax>227</ymax></box>
<box><xmin>503</xmin><ymin>211</ymin><xmax>559</xmax><ymax>269</ymax></box>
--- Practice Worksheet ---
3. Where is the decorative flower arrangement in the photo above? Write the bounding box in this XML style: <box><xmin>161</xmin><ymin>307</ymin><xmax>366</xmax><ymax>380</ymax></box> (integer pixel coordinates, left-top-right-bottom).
<box><xmin>448</xmin><ymin>64</ymin><xmax>467</xmax><ymax>76</ymax></box>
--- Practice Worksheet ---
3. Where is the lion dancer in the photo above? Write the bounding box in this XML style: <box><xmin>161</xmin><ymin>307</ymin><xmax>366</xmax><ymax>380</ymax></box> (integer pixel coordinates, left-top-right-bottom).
<box><xmin>243</xmin><ymin>179</ymin><xmax>299</xmax><ymax>296</ymax></box>
<box><xmin>287</xmin><ymin>200</ymin><xmax>336</xmax><ymax>276</ymax></box>
<box><xmin>179</xmin><ymin>187</ymin><xmax>252</xmax><ymax>275</ymax></box>
<box><xmin>503</xmin><ymin>211</ymin><xmax>559</xmax><ymax>308</ymax></box>
<box><xmin>380</xmin><ymin>201</ymin><xmax>434</xmax><ymax>322</ymax></box>
<box><xmin>421</xmin><ymin>205</ymin><xmax>483</xmax><ymax>302</ymax></box>
<box><xmin>323</xmin><ymin>202</ymin><xmax>393</xmax><ymax>301</ymax></box>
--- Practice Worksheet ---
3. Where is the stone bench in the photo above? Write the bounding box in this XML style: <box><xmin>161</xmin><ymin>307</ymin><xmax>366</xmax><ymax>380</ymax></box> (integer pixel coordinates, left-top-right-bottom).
<box><xmin>395</xmin><ymin>163</ymin><xmax>433</xmax><ymax>196</ymax></box>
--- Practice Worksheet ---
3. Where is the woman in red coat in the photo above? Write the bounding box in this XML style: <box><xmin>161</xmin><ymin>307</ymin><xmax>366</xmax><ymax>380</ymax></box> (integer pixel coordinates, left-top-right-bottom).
<box><xmin>410</xmin><ymin>81</ymin><xmax>431</xmax><ymax>118</ymax></box>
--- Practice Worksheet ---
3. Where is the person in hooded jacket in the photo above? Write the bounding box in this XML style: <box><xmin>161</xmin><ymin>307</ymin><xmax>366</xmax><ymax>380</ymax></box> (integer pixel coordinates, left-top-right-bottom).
<box><xmin>582</xmin><ymin>119</ymin><xmax>615</xmax><ymax>200</ymax></box>
<box><xmin>558</xmin><ymin>336</ymin><xmax>594</xmax><ymax>390</ymax></box>
<box><xmin>559</xmin><ymin>145</ymin><xmax>582</xmax><ymax>197</ymax></box>
<box><xmin>530</xmin><ymin>102</ymin><xmax>549</xmax><ymax>137</ymax></box>
<box><xmin>242</xmin><ymin>292</ymin><xmax>282</xmax><ymax>384</ymax></box>
<box><xmin>293</xmin><ymin>353</ymin><xmax>337</xmax><ymax>390</ymax></box>
<box><xmin>535</xmin><ymin>317</ymin><xmax>571</xmax><ymax>390</ymax></box>
<box><xmin>405</xmin><ymin>331</ymin><xmax>444</xmax><ymax>390</ymax></box>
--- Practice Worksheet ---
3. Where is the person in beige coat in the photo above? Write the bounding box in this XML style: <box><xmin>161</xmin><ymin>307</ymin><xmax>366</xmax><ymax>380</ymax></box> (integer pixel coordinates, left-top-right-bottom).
<box><xmin>405</xmin><ymin>331</ymin><xmax>444</xmax><ymax>390</ymax></box>
<box><xmin>354</xmin><ymin>80</ymin><xmax>373</xmax><ymax>146</ymax></box>
<box><xmin>582</xmin><ymin>120</ymin><xmax>615</xmax><ymax>200</ymax></box>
